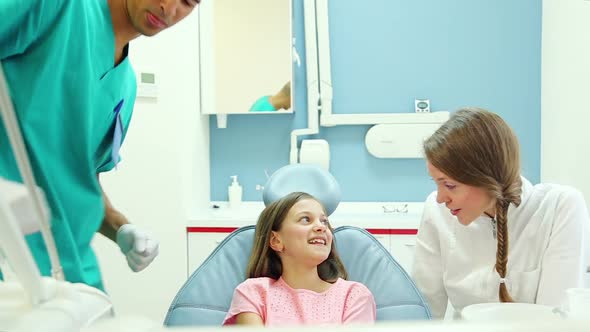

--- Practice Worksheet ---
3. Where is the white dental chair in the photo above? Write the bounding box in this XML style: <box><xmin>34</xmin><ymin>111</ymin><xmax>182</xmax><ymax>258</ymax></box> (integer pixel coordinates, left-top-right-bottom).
<box><xmin>164</xmin><ymin>164</ymin><xmax>432</xmax><ymax>326</ymax></box>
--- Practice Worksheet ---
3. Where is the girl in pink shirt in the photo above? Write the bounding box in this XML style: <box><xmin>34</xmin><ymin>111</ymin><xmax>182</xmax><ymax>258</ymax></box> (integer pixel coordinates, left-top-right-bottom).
<box><xmin>223</xmin><ymin>192</ymin><xmax>376</xmax><ymax>327</ymax></box>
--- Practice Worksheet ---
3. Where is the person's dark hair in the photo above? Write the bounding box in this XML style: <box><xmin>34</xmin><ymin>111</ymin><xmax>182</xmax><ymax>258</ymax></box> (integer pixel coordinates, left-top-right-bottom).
<box><xmin>246</xmin><ymin>192</ymin><xmax>347</xmax><ymax>282</ymax></box>
<box><xmin>424</xmin><ymin>107</ymin><xmax>522</xmax><ymax>302</ymax></box>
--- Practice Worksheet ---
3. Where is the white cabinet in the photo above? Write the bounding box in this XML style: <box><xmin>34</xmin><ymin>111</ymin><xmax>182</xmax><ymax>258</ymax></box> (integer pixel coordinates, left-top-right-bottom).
<box><xmin>371</xmin><ymin>233</ymin><xmax>390</xmax><ymax>254</ymax></box>
<box><xmin>389</xmin><ymin>235</ymin><xmax>417</xmax><ymax>273</ymax></box>
<box><xmin>187</xmin><ymin>231</ymin><xmax>232</xmax><ymax>277</ymax></box>
<box><xmin>363</xmin><ymin>231</ymin><xmax>417</xmax><ymax>273</ymax></box>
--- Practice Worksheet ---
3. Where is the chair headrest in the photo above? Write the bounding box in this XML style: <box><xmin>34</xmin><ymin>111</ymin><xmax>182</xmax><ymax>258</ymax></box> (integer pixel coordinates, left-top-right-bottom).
<box><xmin>262</xmin><ymin>164</ymin><xmax>341</xmax><ymax>215</ymax></box>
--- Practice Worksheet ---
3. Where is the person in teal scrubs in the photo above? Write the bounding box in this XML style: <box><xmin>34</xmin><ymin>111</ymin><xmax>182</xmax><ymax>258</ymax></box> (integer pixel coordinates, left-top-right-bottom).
<box><xmin>249</xmin><ymin>81</ymin><xmax>292</xmax><ymax>112</ymax></box>
<box><xmin>0</xmin><ymin>0</ymin><xmax>199</xmax><ymax>291</ymax></box>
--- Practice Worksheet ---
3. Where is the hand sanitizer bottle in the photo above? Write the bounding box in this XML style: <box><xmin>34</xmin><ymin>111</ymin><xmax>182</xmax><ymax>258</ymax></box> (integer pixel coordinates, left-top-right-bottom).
<box><xmin>228</xmin><ymin>175</ymin><xmax>242</xmax><ymax>208</ymax></box>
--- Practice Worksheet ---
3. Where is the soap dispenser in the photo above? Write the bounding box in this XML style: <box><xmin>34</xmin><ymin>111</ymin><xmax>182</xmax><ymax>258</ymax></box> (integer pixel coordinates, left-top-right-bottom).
<box><xmin>228</xmin><ymin>175</ymin><xmax>242</xmax><ymax>208</ymax></box>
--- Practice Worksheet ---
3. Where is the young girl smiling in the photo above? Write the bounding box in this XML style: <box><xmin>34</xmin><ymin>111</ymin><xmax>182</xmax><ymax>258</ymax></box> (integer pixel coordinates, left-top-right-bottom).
<box><xmin>223</xmin><ymin>192</ymin><xmax>376</xmax><ymax>326</ymax></box>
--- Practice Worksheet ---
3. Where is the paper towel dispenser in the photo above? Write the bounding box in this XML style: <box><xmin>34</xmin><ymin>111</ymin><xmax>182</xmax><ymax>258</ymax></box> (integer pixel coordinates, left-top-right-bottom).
<box><xmin>299</xmin><ymin>139</ymin><xmax>330</xmax><ymax>171</ymax></box>
<box><xmin>365</xmin><ymin>123</ymin><xmax>443</xmax><ymax>158</ymax></box>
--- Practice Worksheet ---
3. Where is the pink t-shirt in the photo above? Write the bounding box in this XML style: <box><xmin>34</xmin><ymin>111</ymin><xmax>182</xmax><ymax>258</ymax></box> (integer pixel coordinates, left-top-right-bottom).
<box><xmin>223</xmin><ymin>277</ymin><xmax>376</xmax><ymax>326</ymax></box>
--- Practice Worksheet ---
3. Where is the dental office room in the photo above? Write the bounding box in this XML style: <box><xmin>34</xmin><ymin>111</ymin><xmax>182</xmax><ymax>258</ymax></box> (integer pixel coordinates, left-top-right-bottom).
<box><xmin>1</xmin><ymin>0</ymin><xmax>590</xmax><ymax>331</ymax></box>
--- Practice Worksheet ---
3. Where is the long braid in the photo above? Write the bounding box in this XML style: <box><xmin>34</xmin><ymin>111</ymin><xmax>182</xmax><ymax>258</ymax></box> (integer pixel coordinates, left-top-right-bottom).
<box><xmin>495</xmin><ymin>179</ymin><xmax>522</xmax><ymax>302</ymax></box>
<box><xmin>495</xmin><ymin>200</ymin><xmax>513</xmax><ymax>302</ymax></box>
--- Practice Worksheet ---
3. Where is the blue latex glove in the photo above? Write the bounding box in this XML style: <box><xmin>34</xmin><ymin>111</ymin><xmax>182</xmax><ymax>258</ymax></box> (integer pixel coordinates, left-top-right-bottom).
<box><xmin>116</xmin><ymin>224</ymin><xmax>159</xmax><ymax>272</ymax></box>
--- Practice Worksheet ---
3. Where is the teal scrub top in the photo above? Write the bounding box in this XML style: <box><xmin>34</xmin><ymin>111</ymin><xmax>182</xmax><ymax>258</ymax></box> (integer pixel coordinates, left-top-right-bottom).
<box><xmin>249</xmin><ymin>96</ymin><xmax>277</xmax><ymax>112</ymax></box>
<box><xmin>0</xmin><ymin>0</ymin><xmax>136</xmax><ymax>290</ymax></box>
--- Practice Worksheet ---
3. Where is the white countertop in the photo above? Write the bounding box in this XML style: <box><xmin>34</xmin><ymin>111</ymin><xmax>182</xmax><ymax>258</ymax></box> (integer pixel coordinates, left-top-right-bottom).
<box><xmin>188</xmin><ymin>201</ymin><xmax>424</xmax><ymax>229</ymax></box>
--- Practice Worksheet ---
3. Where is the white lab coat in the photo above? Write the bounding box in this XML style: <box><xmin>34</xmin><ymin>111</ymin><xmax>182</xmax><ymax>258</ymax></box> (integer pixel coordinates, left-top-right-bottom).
<box><xmin>412</xmin><ymin>177</ymin><xmax>589</xmax><ymax>319</ymax></box>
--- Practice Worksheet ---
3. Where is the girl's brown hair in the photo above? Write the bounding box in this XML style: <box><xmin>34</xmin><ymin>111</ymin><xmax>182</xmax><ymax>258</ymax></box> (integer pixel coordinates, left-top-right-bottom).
<box><xmin>246</xmin><ymin>192</ymin><xmax>347</xmax><ymax>282</ymax></box>
<box><xmin>424</xmin><ymin>107</ymin><xmax>522</xmax><ymax>302</ymax></box>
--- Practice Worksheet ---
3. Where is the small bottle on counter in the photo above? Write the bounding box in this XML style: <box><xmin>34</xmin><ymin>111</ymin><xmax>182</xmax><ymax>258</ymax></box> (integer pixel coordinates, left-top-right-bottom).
<box><xmin>228</xmin><ymin>175</ymin><xmax>242</xmax><ymax>208</ymax></box>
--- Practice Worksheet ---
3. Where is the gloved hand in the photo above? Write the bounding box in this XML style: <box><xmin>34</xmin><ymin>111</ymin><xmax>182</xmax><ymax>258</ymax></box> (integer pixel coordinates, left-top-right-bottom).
<box><xmin>116</xmin><ymin>224</ymin><xmax>159</xmax><ymax>272</ymax></box>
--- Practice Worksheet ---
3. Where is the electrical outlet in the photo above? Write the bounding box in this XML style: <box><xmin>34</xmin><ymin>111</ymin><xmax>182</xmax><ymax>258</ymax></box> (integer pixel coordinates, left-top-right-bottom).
<box><xmin>415</xmin><ymin>99</ymin><xmax>431</xmax><ymax>113</ymax></box>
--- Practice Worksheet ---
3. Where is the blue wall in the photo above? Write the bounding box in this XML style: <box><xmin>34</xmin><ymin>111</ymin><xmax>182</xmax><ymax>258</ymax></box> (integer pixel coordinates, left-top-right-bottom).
<box><xmin>210</xmin><ymin>0</ymin><xmax>541</xmax><ymax>202</ymax></box>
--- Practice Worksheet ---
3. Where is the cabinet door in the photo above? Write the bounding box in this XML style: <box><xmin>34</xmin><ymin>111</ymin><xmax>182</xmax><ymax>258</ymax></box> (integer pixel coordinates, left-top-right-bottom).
<box><xmin>389</xmin><ymin>235</ymin><xmax>417</xmax><ymax>273</ymax></box>
<box><xmin>370</xmin><ymin>233</ymin><xmax>391</xmax><ymax>254</ymax></box>
<box><xmin>186</xmin><ymin>232</ymin><xmax>231</xmax><ymax>278</ymax></box>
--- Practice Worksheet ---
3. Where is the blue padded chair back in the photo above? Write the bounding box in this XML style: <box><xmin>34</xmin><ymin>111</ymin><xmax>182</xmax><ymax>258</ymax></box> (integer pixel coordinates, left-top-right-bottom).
<box><xmin>333</xmin><ymin>226</ymin><xmax>431</xmax><ymax>320</ymax></box>
<box><xmin>263</xmin><ymin>164</ymin><xmax>341</xmax><ymax>215</ymax></box>
<box><xmin>164</xmin><ymin>225</ymin><xmax>431</xmax><ymax>326</ymax></box>
<box><xmin>164</xmin><ymin>226</ymin><xmax>256</xmax><ymax>326</ymax></box>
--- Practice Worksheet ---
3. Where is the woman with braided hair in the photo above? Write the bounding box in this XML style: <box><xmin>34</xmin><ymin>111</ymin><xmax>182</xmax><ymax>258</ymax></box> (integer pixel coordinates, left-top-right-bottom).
<box><xmin>412</xmin><ymin>107</ymin><xmax>589</xmax><ymax>319</ymax></box>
